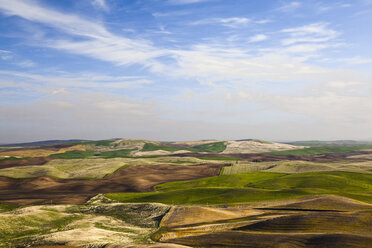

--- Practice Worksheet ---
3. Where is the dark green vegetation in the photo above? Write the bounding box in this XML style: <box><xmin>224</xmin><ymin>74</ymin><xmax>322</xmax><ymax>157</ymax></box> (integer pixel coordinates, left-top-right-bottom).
<box><xmin>189</xmin><ymin>141</ymin><xmax>227</xmax><ymax>153</ymax></box>
<box><xmin>106</xmin><ymin>171</ymin><xmax>372</xmax><ymax>204</ymax></box>
<box><xmin>0</xmin><ymin>202</ymin><xmax>17</xmax><ymax>212</ymax></box>
<box><xmin>0</xmin><ymin>156</ymin><xmax>26</xmax><ymax>161</ymax></box>
<box><xmin>268</xmin><ymin>145</ymin><xmax>372</xmax><ymax>156</ymax></box>
<box><xmin>141</xmin><ymin>141</ymin><xmax>227</xmax><ymax>153</ymax></box>
<box><xmin>142</xmin><ymin>143</ymin><xmax>183</xmax><ymax>152</ymax></box>
<box><xmin>99</xmin><ymin>149</ymin><xmax>135</xmax><ymax>158</ymax></box>
<box><xmin>49</xmin><ymin>150</ymin><xmax>96</xmax><ymax>159</ymax></box>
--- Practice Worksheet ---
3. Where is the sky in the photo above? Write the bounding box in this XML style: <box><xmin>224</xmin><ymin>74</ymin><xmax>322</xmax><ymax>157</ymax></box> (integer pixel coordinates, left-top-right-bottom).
<box><xmin>0</xmin><ymin>0</ymin><xmax>372</xmax><ymax>143</ymax></box>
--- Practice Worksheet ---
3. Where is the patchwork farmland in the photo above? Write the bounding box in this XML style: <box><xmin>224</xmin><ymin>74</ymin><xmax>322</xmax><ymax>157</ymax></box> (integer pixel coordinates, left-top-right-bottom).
<box><xmin>0</xmin><ymin>138</ymin><xmax>372</xmax><ymax>247</ymax></box>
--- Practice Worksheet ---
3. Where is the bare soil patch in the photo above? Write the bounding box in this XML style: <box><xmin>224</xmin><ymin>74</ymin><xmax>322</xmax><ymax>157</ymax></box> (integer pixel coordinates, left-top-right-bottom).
<box><xmin>173</xmin><ymin>150</ymin><xmax>372</xmax><ymax>162</ymax></box>
<box><xmin>0</xmin><ymin>163</ymin><xmax>225</xmax><ymax>205</ymax></box>
<box><xmin>167</xmin><ymin>232</ymin><xmax>372</xmax><ymax>248</ymax></box>
<box><xmin>0</xmin><ymin>156</ymin><xmax>55</xmax><ymax>169</ymax></box>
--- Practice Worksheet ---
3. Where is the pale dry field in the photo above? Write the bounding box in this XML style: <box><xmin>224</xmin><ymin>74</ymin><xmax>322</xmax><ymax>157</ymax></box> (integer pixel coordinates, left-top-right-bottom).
<box><xmin>222</xmin><ymin>160</ymin><xmax>372</xmax><ymax>175</ymax></box>
<box><xmin>222</xmin><ymin>140</ymin><xmax>304</xmax><ymax>154</ymax></box>
<box><xmin>0</xmin><ymin>156</ymin><xmax>227</xmax><ymax>179</ymax></box>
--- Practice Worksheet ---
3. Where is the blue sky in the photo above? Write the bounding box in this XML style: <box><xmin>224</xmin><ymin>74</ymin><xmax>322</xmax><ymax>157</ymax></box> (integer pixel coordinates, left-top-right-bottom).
<box><xmin>0</xmin><ymin>0</ymin><xmax>372</xmax><ymax>143</ymax></box>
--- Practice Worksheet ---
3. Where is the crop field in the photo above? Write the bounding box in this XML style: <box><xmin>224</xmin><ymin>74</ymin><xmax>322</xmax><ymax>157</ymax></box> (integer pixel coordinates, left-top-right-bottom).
<box><xmin>0</xmin><ymin>156</ymin><xmax>228</xmax><ymax>179</ymax></box>
<box><xmin>222</xmin><ymin>160</ymin><xmax>372</xmax><ymax>174</ymax></box>
<box><xmin>0</xmin><ymin>145</ymin><xmax>87</xmax><ymax>158</ymax></box>
<box><xmin>0</xmin><ymin>158</ymin><xmax>129</xmax><ymax>179</ymax></box>
<box><xmin>0</xmin><ymin>138</ymin><xmax>372</xmax><ymax>247</ymax></box>
<box><xmin>107</xmin><ymin>171</ymin><xmax>372</xmax><ymax>204</ymax></box>
<box><xmin>268</xmin><ymin>145</ymin><xmax>372</xmax><ymax>156</ymax></box>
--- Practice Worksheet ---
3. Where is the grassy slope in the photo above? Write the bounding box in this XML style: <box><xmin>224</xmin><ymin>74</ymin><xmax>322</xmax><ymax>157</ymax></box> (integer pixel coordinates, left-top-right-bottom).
<box><xmin>0</xmin><ymin>158</ymin><xmax>128</xmax><ymax>179</ymax></box>
<box><xmin>0</xmin><ymin>202</ymin><xmax>168</xmax><ymax>247</ymax></box>
<box><xmin>0</xmin><ymin>207</ymin><xmax>80</xmax><ymax>246</ymax></box>
<box><xmin>49</xmin><ymin>150</ymin><xmax>96</xmax><ymax>159</ymax></box>
<box><xmin>107</xmin><ymin>171</ymin><xmax>372</xmax><ymax>204</ymax></box>
<box><xmin>141</xmin><ymin>141</ymin><xmax>227</xmax><ymax>153</ymax></box>
<box><xmin>0</xmin><ymin>202</ymin><xmax>17</xmax><ymax>213</ymax></box>
<box><xmin>189</xmin><ymin>142</ymin><xmax>227</xmax><ymax>153</ymax></box>
<box><xmin>268</xmin><ymin>145</ymin><xmax>372</xmax><ymax>156</ymax></box>
<box><xmin>99</xmin><ymin>149</ymin><xmax>135</xmax><ymax>158</ymax></box>
<box><xmin>141</xmin><ymin>143</ymin><xmax>183</xmax><ymax>152</ymax></box>
<box><xmin>222</xmin><ymin>160</ymin><xmax>372</xmax><ymax>175</ymax></box>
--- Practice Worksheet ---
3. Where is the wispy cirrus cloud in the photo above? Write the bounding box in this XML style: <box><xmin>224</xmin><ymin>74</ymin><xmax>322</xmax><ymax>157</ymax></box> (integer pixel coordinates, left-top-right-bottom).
<box><xmin>191</xmin><ymin>17</ymin><xmax>251</xmax><ymax>28</ymax></box>
<box><xmin>277</xmin><ymin>1</ymin><xmax>301</xmax><ymax>12</ymax></box>
<box><xmin>281</xmin><ymin>22</ymin><xmax>340</xmax><ymax>45</ymax></box>
<box><xmin>0</xmin><ymin>50</ymin><xmax>12</xmax><ymax>60</ymax></box>
<box><xmin>0</xmin><ymin>70</ymin><xmax>152</xmax><ymax>94</ymax></box>
<box><xmin>92</xmin><ymin>0</ymin><xmax>109</xmax><ymax>12</ymax></box>
<box><xmin>0</xmin><ymin>0</ymin><xmax>165</xmax><ymax>69</ymax></box>
<box><xmin>249</xmin><ymin>34</ymin><xmax>268</xmax><ymax>43</ymax></box>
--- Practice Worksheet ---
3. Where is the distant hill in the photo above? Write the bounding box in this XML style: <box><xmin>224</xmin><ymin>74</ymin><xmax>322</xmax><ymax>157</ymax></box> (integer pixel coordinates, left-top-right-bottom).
<box><xmin>0</xmin><ymin>139</ymin><xmax>87</xmax><ymax>147</ymax></box>
<box><xmin>286</xmin><ymin>140</ymin><xmax>372</xmax><ymax>147</ymax></box>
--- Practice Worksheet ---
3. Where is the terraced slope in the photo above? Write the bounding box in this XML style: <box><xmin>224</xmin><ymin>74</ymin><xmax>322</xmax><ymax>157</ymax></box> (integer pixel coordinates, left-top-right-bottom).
<box><xmin>156</xmin><ymin>195</ymin><xmax>372</xmax><ymax>248</ymax></box>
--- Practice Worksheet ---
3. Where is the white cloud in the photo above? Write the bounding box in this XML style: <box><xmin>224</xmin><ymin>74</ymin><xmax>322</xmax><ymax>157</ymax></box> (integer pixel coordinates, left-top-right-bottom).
<box><xmin>336</xmin><ymin>56</ymin><xmax>372</xmax><ymax>65</ymax></box>
<box><xmin>249</xmin><ymin>34</ymin><xmax>268</xmax><ymax>43</ymax></box>
<box><xmin>0</xmin><ymin>50</ymin><xmax>12</xmax><ymax>60</ymax></box>
<box><xmin>92</xmin><ymin>0</ymin><xmax>109</xmax><ymax>12</ymax></box>
<box><xmin>0</xmin><ymin>0</ymin><xmax>165</xmax><ymax>68</ymax></box>
<box><xmin>192</xmin><ymin>17</ymin><xmax>251</xmax><ymax>28</ymax></box>
<box><xmin>277</xmin><ymin>1</ymin><xmax>301</xmax><ymax>12</ymax></box>
<box><xmin>15</xmin><ymin>60</ymin><xmax>35</xmax><ymax>67</ymax></box>
<box><xmin>0</xmin><ymin>70</ymin><xmax>152</xmax><ymax>92</ymax></box>
<box><xmin>255</xmin><ymin>19</ymin><xmax>272</xmax><ymax>24</ymax></box>
<box><xmin>281</xmin><ymin>23</ymin><xmax>340</xmax><ymax>45</ymax></box>
<box><xmin>341</xmin><ymin>4</ymin><xmax>352</xmax><ymax>8</ymax></box>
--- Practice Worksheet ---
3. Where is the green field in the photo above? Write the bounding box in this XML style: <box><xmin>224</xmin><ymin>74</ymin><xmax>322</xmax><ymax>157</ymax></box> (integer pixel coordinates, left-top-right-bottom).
<box><xmin>189</xmin><ymin>142</ymin><xmax>227</xmax><ymax>153</ymax></box>
<box><xmin>0</xmin><ymin>156</ymin><xmax>27</xmax><ymax>161</ymax></box>
<box><xmin>0</xmin><ymin>202</ymin><xmax>17</xmax><ymax>213</ymax></box>
<box><xmin>140</xmin><ymin>141</ymin><xmax>227</xmax><ymax>153</ymax></box>
<box><xmin>141</xmin><ymin>143</ymin><xmax>184</xmax><ymax>152</ymax></box>
<box><xmin>107</xmin><ymin>171</ymin><xmax>372</xmax><ymax>204</ymax></box>
<box><xmin>268</xmin><ymin>145</ymin><xmax>372</xmax><ymax>156</ymax></box>
<box><xmin>49</xmin><ymin>149</ymin><xmax>96</xmax><ymax>159</ymax></box>
<box><xmin>99</xmin><ymin>149</ymin><xmax>135</xmax><ymax>158</ymax></box>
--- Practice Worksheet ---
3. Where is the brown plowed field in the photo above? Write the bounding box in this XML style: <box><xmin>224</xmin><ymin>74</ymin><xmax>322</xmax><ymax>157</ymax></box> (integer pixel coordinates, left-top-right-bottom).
<box><xmin>0</xmin><ymin>163</ymin><xmax>226</xmax><ymax>205</ymax></box>
<box><xmin>0</xmin><ymin>156</ymin><xmax>56</xmax><ymax>169</ymax></box>
<box><xmin>172</xmin><ymin>150</ymin><xmax>372</xmax><ymax>162</ymax></box>
<box><xmin>167</xmin><ymin>232</ymin><xmax>372</xmax><ymax>248</ymax></box>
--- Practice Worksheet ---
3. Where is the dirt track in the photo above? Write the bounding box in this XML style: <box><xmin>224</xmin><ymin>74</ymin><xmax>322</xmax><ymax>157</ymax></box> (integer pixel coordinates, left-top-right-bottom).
<box><xmin>0</xmin><ymin>163</ymin><xmax>226</xmax><ymax>205</ymax></box>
